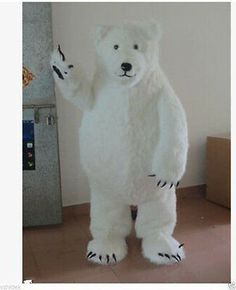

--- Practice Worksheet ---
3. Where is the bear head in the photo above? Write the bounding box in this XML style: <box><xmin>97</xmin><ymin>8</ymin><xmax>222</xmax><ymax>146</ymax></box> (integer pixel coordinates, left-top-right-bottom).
<box><xmin>95</xmin><ymin>22</ymin><xmax>162</xmax><ymax>88</ymax></box>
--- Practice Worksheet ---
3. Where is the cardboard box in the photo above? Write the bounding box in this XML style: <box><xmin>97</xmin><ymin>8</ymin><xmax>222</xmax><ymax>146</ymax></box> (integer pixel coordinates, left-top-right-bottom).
<box><xmin>206</xmin><ymin>134</ymin><xmax>231</xmax><ymax>208</ymax></box>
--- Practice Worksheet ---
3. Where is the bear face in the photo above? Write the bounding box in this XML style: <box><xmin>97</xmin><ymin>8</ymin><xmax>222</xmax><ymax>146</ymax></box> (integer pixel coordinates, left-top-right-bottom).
<box><xmin>95</xmin><ymin>23</ymin><xmax>161</xmax><ymax>88</ymax></box>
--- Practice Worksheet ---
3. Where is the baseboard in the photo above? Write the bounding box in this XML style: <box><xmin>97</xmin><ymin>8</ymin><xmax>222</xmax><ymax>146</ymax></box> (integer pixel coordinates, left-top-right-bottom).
<box><xmin>63</xmin><ymin>184</ymin><xmax>206</xmax><ymax>217</ymax></box>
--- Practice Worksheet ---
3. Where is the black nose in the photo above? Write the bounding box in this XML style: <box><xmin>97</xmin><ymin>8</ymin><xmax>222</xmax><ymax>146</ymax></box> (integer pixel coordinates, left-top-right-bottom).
<box><xmin>121</xmin><ymin>62</ymin><xmax>132</xmax><ymax>72</ymax></box>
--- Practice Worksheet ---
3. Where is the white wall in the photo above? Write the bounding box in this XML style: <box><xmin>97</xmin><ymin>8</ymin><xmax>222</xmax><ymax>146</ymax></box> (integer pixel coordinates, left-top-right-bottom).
<box><xmin>51</xmin><ymin>2</ymin><xmax>230</xmax><ymax>206</ymax></box>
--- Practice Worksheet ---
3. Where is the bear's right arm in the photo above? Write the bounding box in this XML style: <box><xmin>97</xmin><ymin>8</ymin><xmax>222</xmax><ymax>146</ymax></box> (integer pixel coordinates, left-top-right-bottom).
<box><xmin>50</xmin><ymin>46</ymin><xmax>94</xmax><ymax>111</ymax></box>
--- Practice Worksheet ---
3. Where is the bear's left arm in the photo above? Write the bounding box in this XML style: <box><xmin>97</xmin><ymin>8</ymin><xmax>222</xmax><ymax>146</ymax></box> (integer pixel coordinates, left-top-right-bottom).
<box><xmin>152</xmin><ymin>87</ymin><xmax>188</xmax><ymax>187</ymax></box>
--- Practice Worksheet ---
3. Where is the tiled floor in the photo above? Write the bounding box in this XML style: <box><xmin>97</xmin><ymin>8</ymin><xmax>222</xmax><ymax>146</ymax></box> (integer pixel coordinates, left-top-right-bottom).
<box><xmin>23</xmin><ymin>187</ymin><xmax>230</xmax><ymax>283</ymax></box>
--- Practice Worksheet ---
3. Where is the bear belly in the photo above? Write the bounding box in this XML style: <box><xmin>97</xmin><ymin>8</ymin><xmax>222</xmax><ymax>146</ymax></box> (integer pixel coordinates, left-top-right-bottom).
<box><xmin>79</xmin><ymin>94</ymin><xmax>159</xmax><ymax>205</ymax></box>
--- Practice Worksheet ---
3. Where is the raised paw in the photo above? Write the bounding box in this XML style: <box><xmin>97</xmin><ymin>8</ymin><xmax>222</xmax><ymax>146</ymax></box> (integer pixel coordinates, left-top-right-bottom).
<box><xmin>148</xmin><ymin>174</ymin><xmax>180</xmax><ymax>189</ymax></box>
<box><xmin>142</xmin><ymin>234</ymin><xmax>185</xmax><ymax>265</ymax></box>
<box><xmin>86</xmin><ymin>238</ymin><xmax>127</xmax><ymax>265</ymax></box>
<box><xmin>50</xmin><ymin>44</ymin><xmax>74</xmax><ymax>81</ymax></box>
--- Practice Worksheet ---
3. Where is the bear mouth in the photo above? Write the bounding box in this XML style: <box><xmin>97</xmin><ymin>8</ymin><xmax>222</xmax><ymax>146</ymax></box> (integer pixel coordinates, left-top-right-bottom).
<box><xmin>119</xmin><ymin>73</ymin><xmax>136</xmax><ymax>78</ymax></box>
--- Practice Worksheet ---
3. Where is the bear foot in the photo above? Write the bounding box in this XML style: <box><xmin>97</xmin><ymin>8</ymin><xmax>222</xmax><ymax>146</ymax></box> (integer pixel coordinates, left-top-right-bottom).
<box><xmin>86</xmin><ymin>238</ymin><xmax>127</xmax><ymax>265</ymax></box>
<box><xmin>142</xmin><ymin>233</ymin><xmax>185</xmax><ymax>265</ymax></box>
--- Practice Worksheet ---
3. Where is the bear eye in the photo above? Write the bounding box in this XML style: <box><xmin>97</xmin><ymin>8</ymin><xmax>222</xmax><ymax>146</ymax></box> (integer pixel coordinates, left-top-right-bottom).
<box><xmin>133</xmin><ymin>44</ymin><xmax>139</xmax><ymax>50</ymax></box>
<box><xmin>114</xmin><ymin>44</ymin><xmax>119</xmax><ymax>50</ymax></box>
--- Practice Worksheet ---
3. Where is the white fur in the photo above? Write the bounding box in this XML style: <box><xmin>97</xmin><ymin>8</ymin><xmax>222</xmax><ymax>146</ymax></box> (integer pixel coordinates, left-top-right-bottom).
<box><xmin>51</xmin><ymin>22</ymin><xmax>188</xmax><ymax>265</ymax></box>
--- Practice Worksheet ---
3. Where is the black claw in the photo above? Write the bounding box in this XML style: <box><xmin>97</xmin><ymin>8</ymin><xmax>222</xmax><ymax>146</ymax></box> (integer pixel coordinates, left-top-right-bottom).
<box><xmin>112</xmin><ymin>253</ymin><xmax>117</xmax><ymax>262</ymax></box>
<box><xmin>148</xmin><ymin>174</ymin><xmax>156</xmax><ymax>177</ymax></box>
<box><xmin>68</xmin><ymin>64</ymin><xmax>74</xmax><ymax>69</ymax></box>
<box><xmin>170</xmin><ymin>183</ymin><xmax>174</xmax><ymax>189</ymax></box>
<box><xmin>99</xmin><ymin>255</ymin><xmax>102</xmax><ymax>262</ymax></box>
<box><xmin>171</xmin><ymin>255</ymin><xmax>179</xmax><ymax>262</ymax></box>
<box><xmin>87</xmin><ymin>251</ymin><xmax>93</xmax><ymax>258</ymax></box>
<box><xmin>58</xmin><ymin>44</ymin><xmax>65</xmax><ymax>61</ymax></box>
<box><xmin>176</xmin><ymin>181</ymin><xmax>180</xmax><ymax>187</ymax></box>
<box><xmin>164</xmin><ymin>253</ymin><xmax>170</xmax><ymax>259</ymax></box>
<box><xmin>106</xmin><ymin>255</ymin><xmax>110</xmax><ymax>263</ymax></box>
<box><xmin>161</xmin><ymin>182</ymin><xmax>167</xmax><ymax>188</ymax></box>
<box><xmin>52</xmin><ymin>65</ymin><xmax>64</xmax><ymax>80</ymax></box>
<box><xmin>157</xmin><ymin>180</ymin><xmax>161</xmax><ymax>187</ymax></box>
<box><xmin>177</xmin><ymin>254</ymin><xmax>182</xmax><ymax>261</ymax></box>
<box><xmin>158</xmin><ymin>253</ymin><xmax>164</xmax><ymax>257</ymax></box>
<box><xmin>90</xmin><ymin>253</ymin><xmax>96</xmax><ymax>259</ymax></box>
<box><xmin>131</xmin><ymin>208</ymin><xmax>137</xmax><ymax>221</ymax></box>
<box><xmin>179</xmin><ymin>243</ymin><xmax>184</xmax><ymax>248</ymax></box>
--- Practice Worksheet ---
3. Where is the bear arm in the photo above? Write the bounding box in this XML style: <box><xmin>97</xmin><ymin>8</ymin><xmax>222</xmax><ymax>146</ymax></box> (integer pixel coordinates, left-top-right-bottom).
<box><xmin>51</xmin><ymin>48</ymin><xmax>94</xmax><ymax>111</ymax></box>
<box><xmin>57</xmin><ymin>67</ymin><xmax>95</xmax><ymax>111</ymax></box>
<box><xmin>152</xmin><ymin>88</ymin><xmax>188</xmax><ymax>184</ymax></box>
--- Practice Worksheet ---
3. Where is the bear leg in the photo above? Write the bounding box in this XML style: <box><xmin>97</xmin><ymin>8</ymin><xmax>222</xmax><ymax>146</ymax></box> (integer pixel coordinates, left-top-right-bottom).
<box><xmin>87</xmin><ymin>192</ymin><xmax>132</xmax><ymax>265</ymax></box>
<box><xmin>135</xmin><ymin>189</ymin><xmax>185</xmax><ymax>265</ymax></box>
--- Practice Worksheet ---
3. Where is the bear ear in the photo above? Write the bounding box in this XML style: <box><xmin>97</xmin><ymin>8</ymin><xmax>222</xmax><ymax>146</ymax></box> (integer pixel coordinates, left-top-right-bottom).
<box><xmin>95</xmin><ymin>25</ymin><xmax>112</xmax><ymax>45</ymax></box>
<box><xmin>145</xmin><ymin>21</ymin><xmax>162</xmax><ymax>42</ymax></box>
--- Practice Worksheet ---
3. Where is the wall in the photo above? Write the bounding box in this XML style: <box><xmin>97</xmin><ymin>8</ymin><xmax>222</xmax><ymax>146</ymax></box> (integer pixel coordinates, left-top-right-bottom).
<box><xmin>51</xmin><ymin>2</ymin><xmax>230</xmax><ymax>206</ymax></box>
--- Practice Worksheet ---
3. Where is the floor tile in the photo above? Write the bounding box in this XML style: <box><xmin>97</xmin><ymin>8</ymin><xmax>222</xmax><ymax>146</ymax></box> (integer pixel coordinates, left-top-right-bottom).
<box><xmin>33</xmin><ymin>247</ymin><xmax>114</xmax><ymax>283</ymax></box>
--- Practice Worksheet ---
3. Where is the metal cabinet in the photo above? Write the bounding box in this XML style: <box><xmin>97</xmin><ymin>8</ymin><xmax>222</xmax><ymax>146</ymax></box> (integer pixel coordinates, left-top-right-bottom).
<box><xmin>23</xmin><ymin>3</ymin><xmax>62</xmax><ymax>226</ymax></box>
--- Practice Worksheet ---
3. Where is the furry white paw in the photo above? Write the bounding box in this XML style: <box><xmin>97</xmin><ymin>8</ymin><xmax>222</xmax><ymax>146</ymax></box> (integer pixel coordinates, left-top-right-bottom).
<box><xmin>50</xmin><ymin>45</ymin><xmax>76</xmax><ymax>84</ymax></box>
<box><xmin>142</xmin><ymin>234</ymin><xmax>185</xmax><ymax>265</ymax></box>
<box><xmin>86</xmin><ymin>238</ymin><xmax>127</xmax><ymax>265</ymax></box>
<box><xmin>148</xmin><ymin>174</ymin><xmax>180</xmax><ymax>189</ymax></box>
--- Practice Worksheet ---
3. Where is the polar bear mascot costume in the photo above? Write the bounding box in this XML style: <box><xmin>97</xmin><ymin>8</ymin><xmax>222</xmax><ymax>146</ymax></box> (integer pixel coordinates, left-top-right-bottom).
<box><xmin>51</xmin><ymin>22</ymin><xmax>188</xmax><ymax>265</ymax></box>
